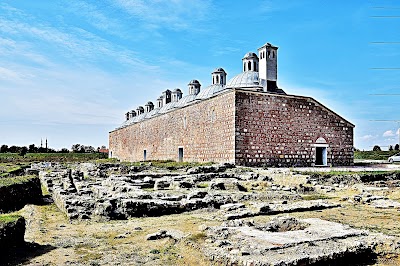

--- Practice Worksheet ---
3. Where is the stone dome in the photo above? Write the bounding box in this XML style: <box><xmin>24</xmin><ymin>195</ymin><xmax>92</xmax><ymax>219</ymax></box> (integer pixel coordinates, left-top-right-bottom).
<box><xmin>213</xmin><ymin>67</ymin><xmax>226</xmax><ymax>73</ymax></box>
<box><xmin>158</xmin><ymin>102</ymin><xmax>177</xmax><ymax>114</ymax></box>
<box><xmin>226</xmin><ymin>71</ymin><xmax>260</xmax><ymax>89</ymax></box>
<box><xmin>195</xmin><ymin>84</ymin><xmax>225</xmax><ymax>100</ymax></box>
<box><xmin>188</xmin><ymin>79</ymin><xmax>200</xmax><ymax>85</ymax></box>
<box><xmin>173</xmin><ymin>88</ymin><xmax>182</xmax><ymax>93</ymax></box>
<box><xmin>243</xmin><ymin>52</ymin><xmax>258</xmax><ymax>59</ymax></box>
<box><xmin>175</xmin><ymin>94</ymin><xmax>197</xmax><ymax>108</ymax></box>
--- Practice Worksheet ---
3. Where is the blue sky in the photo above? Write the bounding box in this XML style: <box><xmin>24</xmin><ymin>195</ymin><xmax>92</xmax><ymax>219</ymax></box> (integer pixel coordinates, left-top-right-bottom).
<box><xmin>0</xmin><ymin>0</ymin><xmax>399</xmax><ymax>150</ymax></box>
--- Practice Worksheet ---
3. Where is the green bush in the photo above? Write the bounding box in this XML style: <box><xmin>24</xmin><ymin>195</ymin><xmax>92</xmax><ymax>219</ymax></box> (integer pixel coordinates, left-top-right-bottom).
<box><xmin>354</xmin><ymin>151</ymin><xmax>399</xmax><ymax>160</ymax></box>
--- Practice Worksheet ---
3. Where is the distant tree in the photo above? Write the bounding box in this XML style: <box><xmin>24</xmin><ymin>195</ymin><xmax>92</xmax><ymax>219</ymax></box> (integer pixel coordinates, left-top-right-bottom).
<box><xmin>389</xmin><ymin>145</ymin><xmax>394</xmax><ymax>151</ymax></box>
<box><xmin>38</xmin><ymin>147</ymin><xmax>46</xmax><ymax>153</ymax></box>
<box><xmin>0</xmin><ymin>145</ymin><xmax>8</xmax><ymax>153</ymax></box>
<box><xmin>353</xmin><ymin>147</ymin><xmax>360</xmax><ymax>152</ymax></box>
<box><xmin>84</xmin><ymin>146</ymin><xmax>95</xmax><ymax>153</ymax></box>
<box><xmin>59</xmin><ymin>148</ymin><xmax>69</xmax><ymax>153</ymax></box>
<box><xmin>28</xmin><ymin>144</ymin><xmax>38</xmax><ymax>153</ymax></box>
<box><xmin>71</xmin><ymin>144</ymin><xmax>82</xmax><ymax>153</ymax></box>
<box><xmin>373</xmin><ymin>145</ymin><xmax>381</xmax><ymax>151</ymax></box>
<box><xmin>19</xmin><ymin>146</ymin><xmax>28</xmax><ymax>157</ymax></box>
<box><xmin>395</xmin><ymin>144</ymin><xmax>400</xmax><ymax>151</ymax></box>
<box><xmin>9</xmin><ymin>145</ymin><xmax>20</xmax><ymax>153</ymax></box>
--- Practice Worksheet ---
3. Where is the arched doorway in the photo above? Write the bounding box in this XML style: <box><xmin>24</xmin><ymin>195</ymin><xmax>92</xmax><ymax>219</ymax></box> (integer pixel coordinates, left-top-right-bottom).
<box><xmin>314</xmin><ymin>137</ymin><xmax>328</xmax><ymax>166</ymax></box>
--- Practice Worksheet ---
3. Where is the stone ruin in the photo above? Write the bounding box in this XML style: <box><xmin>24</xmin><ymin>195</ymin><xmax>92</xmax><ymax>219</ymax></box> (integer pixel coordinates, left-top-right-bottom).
<box><xmin>32</xmin><ymin>162</ymin><xmax>400</xmax><ymax>265</ymax></box>
<box><xmin>203</xmin><ymin>216</ymin><xmax>398</xmax><ymax>265</ymax></box>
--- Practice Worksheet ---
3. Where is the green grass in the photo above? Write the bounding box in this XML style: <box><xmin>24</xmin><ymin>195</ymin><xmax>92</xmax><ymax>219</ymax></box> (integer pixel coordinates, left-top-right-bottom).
<box><xmin>0</xmin><ymin>152</ymin><xmax>108</xmax><ymax>163</ymax></box>
<box><xmin>355</xmin><ymin>150</ymin><xmax>399</xmax><ymax>160</ymax></box>
<box><xmin>196</xmin><ymin>183</ymin><xmax>209</xmax><ymax>188</ymax></box>
<box><xmin>121</xmin><ymin>160</ymin><xmax>214</xmax><ymax>170</ymax></box>
<box><xmin>0</xmin><ymin>214</ymin><xmax>22</xmax><ymax>225</ymax></box>
<box><xmin>0</xmin><ymin>175</ymin><xmax>37</xmax><ymax>188</ymax></box>
<box><xmin>301</xmin><ymin>194</ymin><xmax>332</xmax><ymax>200</ymax></box>
<box><xmin>187</xmin><ymin>232</ymin><xmax>207</xmax><ymax>242</ymax></box>
<box><xmin>294</xmin><ymin>170</ymin><xmax>400</xmax><ymax>177</ymax></box>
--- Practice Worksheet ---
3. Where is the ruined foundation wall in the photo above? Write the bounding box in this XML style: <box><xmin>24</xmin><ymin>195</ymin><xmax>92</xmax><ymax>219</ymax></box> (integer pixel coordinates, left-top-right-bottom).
<box><xmin>109</xmin><ymin>91</ymin><xmax>236</xmax><ymax>163</ymax></box>
<box><xmin>235</xmin><ymin>90</ymin><xmax>354</xmax><ymax>166</ymax></box>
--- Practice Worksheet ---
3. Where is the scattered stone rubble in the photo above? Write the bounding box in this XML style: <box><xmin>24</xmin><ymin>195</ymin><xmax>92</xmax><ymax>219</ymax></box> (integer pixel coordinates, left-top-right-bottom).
<box><xmin>203</xmin><ymin>216</ymin><xmax>398</xmax><ymax>265</ymax></box>
<box><xmin>38</xmin><ymin>162</ymin><xmax>291</xmax><ymax>220</ymax></box>
<box><xmin>31</xmin><ymin>162</ymin><xmax>400</xmax><ymax>265</ymax></box>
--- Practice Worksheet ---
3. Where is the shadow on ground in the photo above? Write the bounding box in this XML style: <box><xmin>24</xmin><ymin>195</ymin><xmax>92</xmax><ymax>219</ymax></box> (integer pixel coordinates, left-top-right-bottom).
<box><xmin>1</xmin><ymin>242</ymin><xmax>56</xmax><ymax>266</ymax></box>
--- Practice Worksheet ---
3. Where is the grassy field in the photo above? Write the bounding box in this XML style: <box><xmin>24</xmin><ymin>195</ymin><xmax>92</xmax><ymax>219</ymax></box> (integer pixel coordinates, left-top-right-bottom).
<box><xmin>0</xmin><ymin>214</ymin><xmax>22</xmax><ymax>225</ymax></box>
<box><xmin>354</xmin><ymin>150</ymin><xmax>399</xmax><ymax>160</ymax></box>
<box><xmin>0</xmin><ymin>175</ymin><xmax>37</xmax><ymax>187</ymax></box>
<box><xmin>121</xmin><ymin>160</ymin><xmax>214</xmax><ymax>170</ymax></box>
<box><xmin>0</xmin><ymin>152</ymin><xmax>108</xmax><ymax>163</ymax></box>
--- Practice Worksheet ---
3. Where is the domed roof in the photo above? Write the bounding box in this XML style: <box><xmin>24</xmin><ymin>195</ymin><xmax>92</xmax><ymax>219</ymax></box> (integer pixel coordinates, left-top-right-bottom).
<box><xmin>145</xmin><ymin>101</ymin><xmax>154</xmax><ymax>106</ymax></box>
<box><xmin>212</xmin><ymin>67</ymin><xmax>226</xmax><ymax>73</ymax></box>
<box><xmin>188</xmin><ymin>79</ymin><xmax>200</xmax><ymax>85</ymax></box>
<box><xmin>136</xmin><ymin>106</ymin><xmax>144</xmax><ymax>110</ymax></box>
<box><xmin>175</xmin><ymin>94</ymin><xmax>197</xmax><ymax>108</ymax></box>
<box><xmin>144</xmin><ymin>107</ymin><xmax>160</xmax><ymax>119</ymax></box>
<box><xmin>195</xmin><ymin>84</ymin><xmax>226</xmax><ymax>100</ymax></box>
<box><xmin>243</xmin><ymin>52</ymin><xmax>258</xmax><ymax>59</ymax></box>
<box><xmin>173</xmin><ymin>88</ymin><xmax>182</xmax><ymax>93</ymax></box>
<box><xmin>158</xmin><ymin>101</ymin><xmax>177</xmax><ymax>114</ymax></box>
<box><xmin>226</xmin><ymin>71</ymin><xmax>260</xmax><ymax>89</ymax></box>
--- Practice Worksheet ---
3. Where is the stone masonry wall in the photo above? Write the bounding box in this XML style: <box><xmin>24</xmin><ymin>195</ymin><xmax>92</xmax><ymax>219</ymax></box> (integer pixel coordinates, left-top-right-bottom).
<box><xmin>109</xmin><ymin>91</ymin><xmax>236</xmax><ymax>163</ymax></box>
<box><xmin>235</xmin><ymin>90</ymin><xmax>354</xmax><ymax>166</ymax></box>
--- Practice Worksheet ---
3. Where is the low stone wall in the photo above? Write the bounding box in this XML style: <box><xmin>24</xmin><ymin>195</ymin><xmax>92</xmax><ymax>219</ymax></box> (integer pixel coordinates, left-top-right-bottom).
<box><xmin>0</xmin><ymin>215</ymin><xmax>25</xmax><ymax>249</ymax></box>
<box><xmin>0</xmin><ymin>176</ymin><xmax>43</xmax><ymax>213</ymax></box>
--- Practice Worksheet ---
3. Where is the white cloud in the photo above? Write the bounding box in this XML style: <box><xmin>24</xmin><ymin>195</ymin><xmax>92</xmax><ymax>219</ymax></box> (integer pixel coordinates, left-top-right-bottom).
<box><xmin>383</xmin><ymin>130</ymin><xmax>396</xmax><ymax>137</ymax></box>
<box><xmin>360</xmin><ymin>134</ymin><xmax>375</xmax><ymax>141</ymax></box>
<box><xmin>0</xmin><ymin>16</ymin><xmax>155</xmax><ymax>70</ymax></box>
<box><xmin>112</xmin><ymin>0</ymin><xmax>212</xmax><ymax>31</ymax></box>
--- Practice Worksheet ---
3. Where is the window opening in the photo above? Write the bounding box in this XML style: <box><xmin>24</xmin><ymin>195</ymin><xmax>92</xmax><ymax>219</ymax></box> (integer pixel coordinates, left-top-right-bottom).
<box><xmin>178</xmin><ymin>147</ymin><xmax>183</xmax><ymax>162</ymax></box>
<box><xmin>315</xmin><ymin>147</ymin><xmax>327</xmax><ymax>166</ymax></box>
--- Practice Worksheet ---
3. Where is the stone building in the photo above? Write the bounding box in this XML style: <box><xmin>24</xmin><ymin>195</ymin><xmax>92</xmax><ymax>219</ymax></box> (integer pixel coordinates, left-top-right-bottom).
<box><xmin>109</xmin><ymin>42</ymin><xmax>354</xmax><ymax>166</ymax></box>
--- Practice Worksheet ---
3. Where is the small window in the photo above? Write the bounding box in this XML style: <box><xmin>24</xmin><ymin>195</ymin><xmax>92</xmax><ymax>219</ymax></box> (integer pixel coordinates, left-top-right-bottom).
<box><xmin>216</xmin><ymin>75</ymin><xmax>219</xmax><ymax>84</ymax></box>
<box><xmin>143</xmin><ymin>150</ymin><xmax>147</xmax><ymax>161</ymax></box>
<box><xmin>183</xmin><ymin>116</ymin><xmax>187</xmax><ymax>129</ymax></box>
<box><xmin>273</xmin><ymin>51</ymin><xmax>275</xmax><ymax>58</ymax></box>
<box><xmin>178</xmin><ymin>147</ymin><xmax>184</xmax><ymax>162</ymax></box>
<box><xmin>221</xmin><ymin>76</ymin><xmax>224</xmax><ymax>84</ymax></box>
<box><xmin>253</xmin><ymin>61</ymin><xmax>256</xmax><ymax>71</ymax></box>
<box><xmin>243</xmin><ymin>63</ymin><xmax>246</xmax><ymax>72</ymax></box>
<box><xmin>210</xmin><ymin>108</ymin><xmax>216</xmax><ymax>122</ymax></box>
<box><xmin>248</xmin><ymin>61</ymin><xmax>251</xmax><ymax>71</ymax></box>
<box><xmin>213</xmin><ymin>76</ymin><xmax>215</xmax><ymax>84</ymax></box>
<box><xmin>268</xmin><ymin>51</ymin><xmax>271</xmax><ymax>58</ymax></box>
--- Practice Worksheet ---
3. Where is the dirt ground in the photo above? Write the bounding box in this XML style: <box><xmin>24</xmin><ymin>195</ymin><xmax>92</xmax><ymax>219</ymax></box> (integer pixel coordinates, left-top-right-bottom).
<box><xmin>4</xmin><ymin>165</ymin><xmax>400</xmax><ymax>265</ymax></box>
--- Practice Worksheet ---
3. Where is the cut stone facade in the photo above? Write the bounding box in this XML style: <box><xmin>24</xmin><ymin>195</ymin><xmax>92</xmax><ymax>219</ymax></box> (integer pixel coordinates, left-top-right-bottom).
<box><xmin>110</xmin><ymin>89</ymin><xmax>354</xmax><ymax>166</ymax></box>
<box><xmin>109</xmin><ymin>91</ymin><xmax>236</xmax><ymax>163</ymax></box>
<box><xmin>109</xmin><ymin>41</ymin><xmax>354</xmax><ymax>166</ymax></box>
<box><xmin>234</xmin><ymin>90</ymin><xmax>353</xmax><ymax>166</ymax></box>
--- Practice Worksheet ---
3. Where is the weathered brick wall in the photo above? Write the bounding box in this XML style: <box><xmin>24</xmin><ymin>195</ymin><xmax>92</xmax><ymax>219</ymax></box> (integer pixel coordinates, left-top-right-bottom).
<box><xmin>109</xmin><ymin>91</ymin><xmax>236</xmax><ymax>163</ymax></box>
<box><xmin>235</xmin><ymin>90</ymin><xmax>354</xmax><ymax>166</ymax></box>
